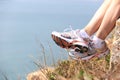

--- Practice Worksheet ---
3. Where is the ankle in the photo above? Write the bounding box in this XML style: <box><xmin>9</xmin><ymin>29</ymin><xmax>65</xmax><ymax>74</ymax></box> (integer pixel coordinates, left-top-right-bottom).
<box><xmin>92</xmin><ymin>36</ymin><xmax>105</xmax><ymax>49</ymax></box>
<box><xmin>79</xmin><ymin>29</ymin><xmax>91</xmax><ymax>39</ymax></box>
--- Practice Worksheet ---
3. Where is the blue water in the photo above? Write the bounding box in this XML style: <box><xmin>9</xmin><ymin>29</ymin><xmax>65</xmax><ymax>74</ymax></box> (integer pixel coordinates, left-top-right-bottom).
<box><xmin>0</xmin><ymin>0</ymin><xmax>103</xmax><ymax>80</ymax></box>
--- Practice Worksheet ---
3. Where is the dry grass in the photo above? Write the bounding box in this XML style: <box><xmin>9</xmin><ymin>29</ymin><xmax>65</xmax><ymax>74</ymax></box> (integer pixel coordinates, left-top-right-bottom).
<box><xmin>27</xmin><ymin>39</ymin><xmax>113</xmax><ymax>80</ymax></box>
<box><xmin>52</xmin><ymin>55</ymin><xmax>110</xmax><ymax>80</ymax></box>
<box><xmin>28</xmin><ymin>54</ymin><xmax>111</xmax><ymax>80</ymax></box>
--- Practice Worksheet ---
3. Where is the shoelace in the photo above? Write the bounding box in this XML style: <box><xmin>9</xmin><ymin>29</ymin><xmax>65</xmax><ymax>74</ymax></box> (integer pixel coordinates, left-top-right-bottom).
<box><xmin>63</xmin><ymin>25</ymin><xmax>80</xmax><ymax>39</ymax></box>
<box><xmin>63</xmin><ymin>25</ymin><xmax>73</xmax><ymax>32</ymax></box>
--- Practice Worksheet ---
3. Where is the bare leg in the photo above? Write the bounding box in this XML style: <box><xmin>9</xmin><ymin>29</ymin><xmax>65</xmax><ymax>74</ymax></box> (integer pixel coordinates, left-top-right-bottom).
<box><xmin>96</xmin><ymin>0</ymin><xmax>120</xmax><ymax>40</ymax></box>
<box><xmin>84</xmin><ymin>0</ymin><xmax>112</xmax><ymax>36</ymax></box>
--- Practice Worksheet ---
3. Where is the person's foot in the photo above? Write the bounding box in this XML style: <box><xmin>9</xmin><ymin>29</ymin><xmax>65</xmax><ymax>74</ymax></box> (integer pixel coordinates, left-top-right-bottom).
<box><xmin>51</xmin><ymin>29</ymin><xmax>90</xmax><ymax>53</ymax></box>
<box><xmin>68</xmin><ymin>40</ymin><xmax>110</xmax><ymax>60</ymax></box>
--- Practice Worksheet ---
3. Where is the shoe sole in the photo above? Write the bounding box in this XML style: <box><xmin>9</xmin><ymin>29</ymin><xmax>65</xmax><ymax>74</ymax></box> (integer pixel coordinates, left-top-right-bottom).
<box><xmin>69</xmin><ymin>51</ymin><xmax>95</xmax><ymax>60</ymax></box>
<box><xmin>81</xmin><ymin>49</ymin><xmax>110</xmax><ymax>60</ymax></box>
<box><xmin>51</xmin><ymin>32</ymin><xmax>72</xmax><ymax>48</ymax></box>
<box><xmin>51</xmin><ymin>31</ymin><xmax>89</xmax><ymax>53</ymax></box>
<box><xmin>96</xmin><ymin>49</ymin><xmax>110</xmax><ymax>58</ymax></box>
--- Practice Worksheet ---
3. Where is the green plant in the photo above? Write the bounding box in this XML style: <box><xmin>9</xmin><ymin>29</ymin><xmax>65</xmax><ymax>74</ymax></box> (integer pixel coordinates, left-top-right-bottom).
<box><xmin>47</xmin><ymin>71</ymin><xmax>56</xmax><ymax>80</ymax></box>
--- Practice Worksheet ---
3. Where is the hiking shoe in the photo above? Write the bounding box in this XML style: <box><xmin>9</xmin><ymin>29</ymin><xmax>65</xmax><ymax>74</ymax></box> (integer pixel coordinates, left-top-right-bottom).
<box><xmin>68</xmin><ymin>40</ymin><xmax>110</xmax><ymax>60</ymax></box>
<box><xmin>51</xmin><ymin>29</ymin><xmax>90</xmax><ymax>53</ymax></box>
<box><xmin>89</xmin><ymin>40</ymin><xmax>110</xmax><ymax>58</ymax></box>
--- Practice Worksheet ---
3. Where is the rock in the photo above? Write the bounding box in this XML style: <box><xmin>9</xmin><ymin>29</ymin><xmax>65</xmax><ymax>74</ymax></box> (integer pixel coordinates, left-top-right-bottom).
<box><xmin>27</xmin><ymin>70</ymin><xmax>48</xmax><ymax>80</ymax></box>
<box><xmin>110</xmin><ymin>19</ymin><xmax>120</xmax><ymax>66</ymax></box>
<box><xmin>27</xmin><ymin>67</ymin><xmax>54</xmax><ymax>80</ymax></box>
<box><xmin>107</xmin><ymin>18</ymin><xmax>120</xmax><ymax>80</ymax></box>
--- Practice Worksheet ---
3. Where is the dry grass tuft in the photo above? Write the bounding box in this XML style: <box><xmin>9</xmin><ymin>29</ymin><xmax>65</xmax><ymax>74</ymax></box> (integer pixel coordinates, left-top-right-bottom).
<box><xmin>53</xmin><ymin>55</ymin><xmax>110</xmax><ymax>80</ymax></box>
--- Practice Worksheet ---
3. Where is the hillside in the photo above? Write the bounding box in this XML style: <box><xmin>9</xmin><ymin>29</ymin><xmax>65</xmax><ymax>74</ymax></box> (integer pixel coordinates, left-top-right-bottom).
<box><xmin>27</xmin><ymin>19</ymin><xmax>120</xmax><ymax>80</ymax></box>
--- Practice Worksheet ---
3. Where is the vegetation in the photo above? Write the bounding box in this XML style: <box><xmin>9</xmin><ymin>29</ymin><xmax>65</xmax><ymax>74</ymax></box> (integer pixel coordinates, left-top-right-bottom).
<box><xmin>28</xmin><ymin>41</ymin><xmax>113</xmax><ymax>80</ymax></box>
<box><xmin>46</xmin><ymin>55</ymin><xmax>111</xmax><ymax>80</ymax></box>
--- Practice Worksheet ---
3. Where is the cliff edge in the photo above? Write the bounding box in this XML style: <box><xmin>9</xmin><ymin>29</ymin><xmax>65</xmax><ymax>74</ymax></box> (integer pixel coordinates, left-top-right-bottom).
<box><xmin>27</xmin><ymin>18</ymin><xmax>120</xmax><ymax>80</ymax></box>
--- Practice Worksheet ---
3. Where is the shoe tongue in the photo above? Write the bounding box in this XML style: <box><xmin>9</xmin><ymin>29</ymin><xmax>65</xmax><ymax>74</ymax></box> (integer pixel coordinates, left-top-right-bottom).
<box><xmin>61</xmin><ymin>31</ymin><xmax>78</xmax><ymax>39</ymax></box>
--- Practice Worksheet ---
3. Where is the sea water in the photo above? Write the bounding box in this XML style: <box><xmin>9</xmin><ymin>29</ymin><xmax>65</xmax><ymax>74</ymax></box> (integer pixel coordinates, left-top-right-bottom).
<box><xmin>0</xmin><ymin>0</ymin><xmax>103</xmax><ymax>80</ymax></box>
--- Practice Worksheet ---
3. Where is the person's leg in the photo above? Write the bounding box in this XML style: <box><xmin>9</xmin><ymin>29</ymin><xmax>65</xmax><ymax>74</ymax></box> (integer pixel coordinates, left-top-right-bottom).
<box><xmin>83</xmin><ymin>0</ymin><xmax>120</xmax><ymax>59</ymax></box>
<box><xmin>84</xmin><ymin>0</ymin><xmax>112</xmax><ymax>36</ymax></box>
<box><xmin>95</xmin><ymin>0</ymin><xmax>120</xmax><ymax>40</ymax></box>
<box><xmin>92</xmin><ymin>0</ymin><xmax>120</xmax><ymax>55</ymax></box>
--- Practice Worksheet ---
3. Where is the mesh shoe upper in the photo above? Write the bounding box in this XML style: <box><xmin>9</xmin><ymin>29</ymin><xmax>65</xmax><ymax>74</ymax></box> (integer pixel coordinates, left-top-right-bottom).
<box><xmin>51</xmin><ymin>28</ymin><xmax>91</xmax><ymax>59</ymax></box>
<box><xmin>51</xmin><ymin>29</ymin><xmax>89</xmax><ymax>49</ymax></box>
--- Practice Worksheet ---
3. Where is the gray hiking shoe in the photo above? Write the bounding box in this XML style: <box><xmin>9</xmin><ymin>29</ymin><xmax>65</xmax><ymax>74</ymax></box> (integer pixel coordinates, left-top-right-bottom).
<box><xmin>51</xmin><ymin>29</ymin><xmax>90</xmax><ymax>53</ymax></box>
